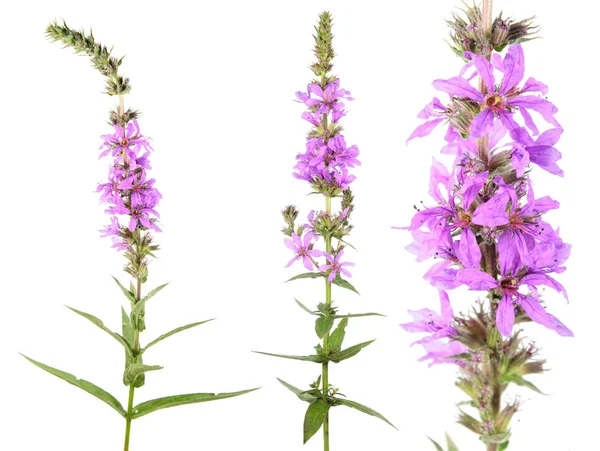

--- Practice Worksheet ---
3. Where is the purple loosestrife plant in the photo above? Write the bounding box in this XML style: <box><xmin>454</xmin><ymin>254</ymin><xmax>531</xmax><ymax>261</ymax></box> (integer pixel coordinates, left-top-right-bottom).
<box><xmin>23</xmin><ymin>22</ymin><xmax>257</xmax><ymax>451</ymax></box>
<box><xmin>401</xmin><ymin>3</ymin><xmax>569</xmax><ymax>451</ymax></box>
<box><xmin>255</xmin><ymin>12</ymin><xmax>395</xmax><ymax>450</ymax></box>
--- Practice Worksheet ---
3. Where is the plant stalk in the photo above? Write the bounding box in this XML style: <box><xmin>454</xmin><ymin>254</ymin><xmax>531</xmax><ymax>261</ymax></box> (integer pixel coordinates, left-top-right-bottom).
<box><xmin>322</xmin><ymin>194</ymin><xmax>332</xmax><ymax>451</ymax></box>
<box><xmin>123</xmin><ymin>273</ymin><xmax>143</xmax><ymax>450</ymax></box>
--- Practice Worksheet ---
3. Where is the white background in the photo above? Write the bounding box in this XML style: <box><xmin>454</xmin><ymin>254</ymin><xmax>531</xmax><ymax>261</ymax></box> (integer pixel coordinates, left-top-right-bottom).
<box><xmin>0</xmin><ymin>1</ymin><xmax>596</xmax><ymax>450</ymax></box>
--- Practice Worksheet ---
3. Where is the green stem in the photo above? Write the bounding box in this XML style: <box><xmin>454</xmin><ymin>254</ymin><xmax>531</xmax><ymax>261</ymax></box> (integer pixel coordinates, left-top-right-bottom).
<box><xmin>123</xmin><ymin>277</ymin><xmax>143</xmax><ymax>451</ymax></box>
<box><xmin>123</xmin><ymin>384</ymin><xmax>135</xmax><ymax>451</ymax></box>
<box><xmin>322</xmin><ymin>195</ymin><xmax>332</xmax><ymax>451</ymax></box>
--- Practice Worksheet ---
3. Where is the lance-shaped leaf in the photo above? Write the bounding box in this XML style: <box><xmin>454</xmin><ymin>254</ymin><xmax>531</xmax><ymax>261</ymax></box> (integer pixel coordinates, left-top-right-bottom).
<box><xmin>334</xmin><ymin>398</ymin><xmax>396</xmax><ymax>429</ymax></box>
<box><xmin>141</xmin><ymin>319</ymin><xmax>214</xmax><ymax>353</ymax></box>
<box><xmin>123</xmin><ymin>363</ymin><xmax>163</xmax><ymax>386</ymax></box>
<box><xmin>277</xmin><ymin>378</ymin><xmax>320</xmax><ymax>403</ymax></box>
<box><xmin>333</xmin><ymin>312</ymin><xmax>384</xmax><ymax>319</ymax></box>
<box><xmin>428</xmin><ymin>436</ymin><xmax>444</xmax><ymax>451</ymax></box>
<box><xmin>287</xmin><ymin>272</ymin><xmax>325</xmax><ymax>282</ymax></box>
<box><xmin>315</xmin><ymin>316</ymin><xmax>334</xmax><ymax>339</ymax></box>
<box><xmin>328</xmin><ymin>339</ymin><xmax>375</xmax><ymax>363</ymax></box>
<box><xmin>295</xmin><ymin>298</ymin><xmax>318</xmax><ymax>315</ymax></box>
<box><xmin>131</xmin><ymin>388</ymin><xmax>259</xmax><ymax>419</ymax></box>
<box><xmin>253</xmin><ymin>351</ymin><xmax>325</xmax><ymax>363</ymax></box>
<box><xmin>499</xmin><ymin>374</ymin><xmax>546</xmax><ymax>394</ymax></box>
<box><xmin>498</xmin><ymin>441</ymin><xmax>510</xmax><ymax>451</ymax></box>
<box><xmin>21</xmin><ymin>354</ymin><xmax>126</xmax><ymax>417</ymax></box>
<box><xmin>303</xmin><ymin>399</ymin><xmax>330</xmax><ymax>444</ymax></box>
<box><xmin>112</xmin><ymin>276</ymin><xmax>136</xmax><ymax>304</ymax></box>
<box><xmin>141</xmin><ymin>282</ymin><xmax>169</xmax><ymax>304</ymax></box>
<box><xmin>329</xmin><ymin>318</ymin><xmax>348</xmax><ymax>353</ymax></box>
<box><xmin>66</xmin><ymin>306</ymin><xmax>133</xmax><ymax>356</ymax></box>
<box><xmin>331</xmin><ymin>274</ymin><xmax>359</xmax><ymax>294</ymax></box>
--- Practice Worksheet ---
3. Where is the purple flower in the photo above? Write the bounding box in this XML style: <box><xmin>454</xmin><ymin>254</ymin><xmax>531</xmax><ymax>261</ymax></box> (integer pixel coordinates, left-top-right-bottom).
<box><xmin>97</xmin><ymin>120</ymin><xmax>161</xmax><ymax>248</ymax></box>
<box><xmin>99</xmin><ymin>120</ymin><xmax>153</xmax><ymax>160</ymax></box>
<box><xmin>433</xmin><ymin>45</ymin><xmax>560</xmax><ymax>140</ymax></box>
<box><xmin>284</xmin><ymin>232</ymin><xmax>322</xmax><ymax>271</ymax></box>
<box><xmin>296</xmin><ymin>80</ymin><xmax>353</xmax><ymax>122</ymax></box>
<box><xmin>400</xmin><ymin>290</ymin><xmax>468</xmax><ymax>366</ymax></box>
<box><xmin>319</xmin><ymin>250</ymin><xmax>354</xmax><ymax>282</ymax></box>
<box><xmin>457</xmin><ymin>231</ymin><xmax>571</xmax><ymax>337</ymax></box>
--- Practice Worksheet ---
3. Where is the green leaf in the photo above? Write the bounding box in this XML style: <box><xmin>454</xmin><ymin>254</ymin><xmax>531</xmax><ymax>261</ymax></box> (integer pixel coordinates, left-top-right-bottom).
<box><xmin>328</xmin><ymin>318</ymin><xmax>348</xmax><ymax>353</ymax></box>
<box><xmin>499</xmin><ymin>441</ymin><xmax>510</xmax><ymax>451</ymax></box>
<box><xmin>142</xmin><ymin>319</ymin><xmax>214</xmax><ymax>353</ymax></box>
<box><xmin>277</xmin><ymin>378</ymin><xmax>318</xmax><ymax>403</ymax></box>
<box><xmin>124</xmin><ymin>363</ymin><xmax>163</xmax><ymax>386</ymax></box>
<box><xmin>295</xmin><ymin>298</ymin><xmax>317</xmax><ymax>315</ymax></box>
<box><xmin>21</xmin><ymin>354</ymin><xmax>126</xmax><ymax>417</ymax></box>
<box><xmin>428</xmin><ymin>437</ymin><xmax>444</xmax><ymax>451</ymax></box>
<box><xmin>66</xmin><ymin>306</ymin><xmax>133</xmax><ymax>356</ymax></box>
<box><xmin>333</xmin><ymin>312</ymin><xmax>385</xmax><ymax>319</ymax></box>
<box><xmin>331</xmin><ymin>274</ymin><xmax>359</xmax><ymax>294</ymax></box>
<box><xmin>303</xmin><ymin>399</ymin><xmax>330</xmax><ymax>444</ymax></box>
<box><xmin>252</xmin><ymin>351</ymin><xmax>325</xmax><ymax>363</ymax></box>
<box><xmin>315</xmin><ymin>316</ymin><xmax>334</xmax><ymax>339</ymax></box>
<box><xmin>131</xmin><ymin>388</ymin><xmax>260</xmax><ymax>419</ymax></box>
<box><xmin>335</xmin><ymin>398</ymin><xmax>396</xmax><ymax>429</ymax></box>
<box><xmin>286</xmin><ymin>272</ymin><xmax>324</xmax><ymax>282</ymax></box>
<box><xmin>112</xmin><ymin>276</ymin><xmax>136</xmax><ymax>304</ymax></box>
<box><xmin>141</xmin><ymin>282</ymin><xmax>169</xmax><ymax>304</ymax></box>
<box><xmin>328</xmin><ymin>339</ymin><xmax>375</xmax><ymax>363</ymax></box>
<box><xmin>446</xmin><ymin>433</ymin><xmax>460</xmax><ymax>451</ymax></box>
<box><xmin>499</xmin><ymin>374</ymin><xmax>546</xmax><ymax>395</ymax></box>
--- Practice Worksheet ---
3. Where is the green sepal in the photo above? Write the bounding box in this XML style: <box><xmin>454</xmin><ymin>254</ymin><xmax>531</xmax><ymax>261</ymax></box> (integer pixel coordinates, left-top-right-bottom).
<box><xmin>499</xmin><ymin>374</ymin><xmax>546</xmax><ymax>395</ymax></box>
<box><xmin>334</xmin><ymin>398</ymin><xmax>396</xmax><ymax>429</ymax></box>
<box><xmin>253</xmin><ymin>351</ymin><xmax>325</xmax><ymax>363</ymax></box>
<box><xmin>303</xmin><ymin>399</ymin><xmax>330</xmax><ymax>444</ymax></box>
<box><xmin>276</xmin><ymin>378</ymin><xmax>319</xmax><ymax>403</ymax></box>
<box><xmin>295</xmin><ymin>298</ymin><xmax>317</xmax><ymax>315</ymax></box>
<box><xmin>331</xmin><ymin>274</ymin><xmax>359</xmax><ymax>294</ymax></box>
<box><xmin>499</xmin><ymin>441</ymin><xmax>510</xmax><ymax>451</ymax></box>
<box><xmin>131</xmin><ymin>388</ymin><xmax>260</xmax><ymax>419</ymax></box>
<box><xmin>112</xmin><ymin>276</ymin><xmax>136</xmax><ymax>304</ymax></box>
<box><xmin>328</xmin><ymin>318</ymin><xmax>348</xmax><ymax>353</ymax></box>
<box><xmin>481</xmin><ymin>430</ymin><xmax>512</xmax><ymax>445</ymax></box>
<box><xmin>66</xmin><ymin>306</ymin><xmax>133</xmax><ymax>356</ymax></box>
<box><xmin>328</xmin><ymin>339</ymin><xmax>375</xmax><ymax>363</ymax></box>
<box><xmin>333</xmin><ymin>312</ymin><xmax>384</xmax><ymax>319</ymax></box>
<box><xmin>21</xmin><ymin>354</ymin><xmax>126</xmax><ymax>417</ymax></box>
<box><xmin>287</xmin><ymin>272</ymin><xmax>324</xmax><ymax>283</ymax></box>
<box><xmin>428</xmin><ymin>436</ymin><xmax>444</xmax><ymax>451</ymax></box>
<box><xmin>141</xmin><ymin>319</ymin><xmax>214</xmax><ymax>353</ymax></box>
<box><xmin>315</xmin><ymin>316</ymin><xmax>334</xmax><ymax>339</ymax></box>
<box><xmin>123</xmin><ymin>363</ymin><xmax>163</xmax><ymax>386</ymax></box>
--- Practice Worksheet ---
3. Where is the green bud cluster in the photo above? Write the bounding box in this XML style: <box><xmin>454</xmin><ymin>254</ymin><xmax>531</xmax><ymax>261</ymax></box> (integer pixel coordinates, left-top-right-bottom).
<box><xmin>451</xmin><ymin>300</ymin><xmax>546</xmax><ymax>447</ymax></box>
<box><xmin>46</xmin><ymin>20</ymin><xmax>131</xmax><ymax>96</ymax></box>
<box><xmin>447</xmin><ymin>3</ymin><xmax>539</xmax><ymax>59</ymax></box>
<box><xmin>310</xmin><ymin>11</ymin><xmax>336</xmax><ymax>86</ymax></box>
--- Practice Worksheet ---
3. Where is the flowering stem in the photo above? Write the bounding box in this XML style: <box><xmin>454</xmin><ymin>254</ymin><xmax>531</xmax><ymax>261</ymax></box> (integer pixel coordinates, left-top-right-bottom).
<box><xmin>322</xmin><ymin>194</ymin><xmax>332</xmax><ymax>451</ymax></box>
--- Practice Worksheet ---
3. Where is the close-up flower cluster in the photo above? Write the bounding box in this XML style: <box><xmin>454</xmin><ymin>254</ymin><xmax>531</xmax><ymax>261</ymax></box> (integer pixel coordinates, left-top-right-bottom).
<box><xmin>401</xmin><ymin>4</ymin><xmax>571</xmax><ymax>449</ymax></box>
